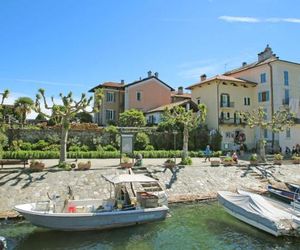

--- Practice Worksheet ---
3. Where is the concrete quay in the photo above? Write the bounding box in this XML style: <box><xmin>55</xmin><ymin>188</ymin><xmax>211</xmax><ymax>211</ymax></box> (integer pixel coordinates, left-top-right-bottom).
<box><xmin>0</xmin><ymin>158</ymin><xmax>299</xmax><ymax>219</ymax></box>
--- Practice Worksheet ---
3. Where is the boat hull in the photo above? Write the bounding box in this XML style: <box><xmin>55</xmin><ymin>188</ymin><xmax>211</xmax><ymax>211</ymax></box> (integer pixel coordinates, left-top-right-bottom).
<box><xmin>15</xmin><ymin>204</ymin><xmax>169</xmax><ymax>231</ymax></box>
<box><xmin>218</xmin><ymin>192</ymin><xmax>281</xmax><ymax>236</ymax></box>
<box><xmin>267</xmin><ymin>185</ymin><xmax>300</xmax><ymax>204</ymax></box>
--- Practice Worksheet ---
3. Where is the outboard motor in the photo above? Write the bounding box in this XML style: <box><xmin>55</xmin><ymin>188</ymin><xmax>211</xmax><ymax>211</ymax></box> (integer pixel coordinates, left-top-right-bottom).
<box><xmin>0</xmin><ymin>236</ymin><xmax>7</xmax><ymax>250</ymax></box>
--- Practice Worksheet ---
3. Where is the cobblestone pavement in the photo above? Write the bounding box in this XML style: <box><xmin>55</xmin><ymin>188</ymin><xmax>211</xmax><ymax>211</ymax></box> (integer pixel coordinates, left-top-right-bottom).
<box><xmin>0</xmin><ymin>158</ymin><xmax>299</xmax><ymax>217</ymax></box>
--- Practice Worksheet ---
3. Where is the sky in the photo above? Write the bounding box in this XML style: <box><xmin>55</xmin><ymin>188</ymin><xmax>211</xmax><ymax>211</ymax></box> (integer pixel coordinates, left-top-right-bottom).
<box><xmin>1</xmin><ymin>0</ymin><xmax>300</xmax><ymax>118</ymax></box>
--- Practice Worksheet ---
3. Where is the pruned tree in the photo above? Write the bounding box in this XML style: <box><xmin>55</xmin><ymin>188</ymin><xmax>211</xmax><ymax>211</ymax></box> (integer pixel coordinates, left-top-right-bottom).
<box><xmin>34</xmin><ymin>88</ymin><xmax>103</xmax><ymax>163</ymax></box>
<box><xmin>14</xmin><ymin>97</ymin><xmax>34</xmax><ymax>127</ymax></box>
<box><xmin>160</xmin><ymin>103</ymin><xmax>207</xmax><ymax>159</ymax></box>
<box><xmin>239</xmin><ymin>106</ymin><xmax>295</xmax><ymax>161</ymax></box>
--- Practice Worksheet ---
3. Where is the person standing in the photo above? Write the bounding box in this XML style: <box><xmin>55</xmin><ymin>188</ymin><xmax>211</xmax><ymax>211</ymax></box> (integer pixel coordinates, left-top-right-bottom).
<box><xmin>204</xmin><ymin>145</ymin><xmax>212</xmax><ymax>162</ymax></box>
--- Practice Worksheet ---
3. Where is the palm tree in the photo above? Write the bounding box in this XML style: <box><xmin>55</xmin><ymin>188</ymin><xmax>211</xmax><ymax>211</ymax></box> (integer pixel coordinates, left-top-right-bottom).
<box><xmin>14</xmin><ymin>97</ymin><xmax>34</xmax><ymax>127</ymax></box>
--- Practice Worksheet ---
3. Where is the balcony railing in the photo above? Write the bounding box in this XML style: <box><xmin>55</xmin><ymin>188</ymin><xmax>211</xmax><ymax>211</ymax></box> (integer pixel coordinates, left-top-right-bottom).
<box><xmin>220</xmin><ymin>102</ymin><xmax>235</xmax><ymax>108</ymax></box>
<box><xmin>219</xmin><ymin>118</ymin><xmax>246</xmax><ymax>125</ymax></box>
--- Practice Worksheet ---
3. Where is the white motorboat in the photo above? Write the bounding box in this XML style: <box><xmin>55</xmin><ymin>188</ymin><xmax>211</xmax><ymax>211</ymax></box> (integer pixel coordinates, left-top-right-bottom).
<box><xmin>218</xmin><ymin>190</ymin><xmax>300</xmax><ymax>237</ymax></box>
<box><xmin>14</xmin><ymin>174</ymin><xmax>169</xmax><ymax>231</ymax></box>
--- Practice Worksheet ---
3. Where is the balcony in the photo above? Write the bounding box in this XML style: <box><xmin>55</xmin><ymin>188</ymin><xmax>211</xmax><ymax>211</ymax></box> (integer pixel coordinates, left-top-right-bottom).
<box><xmin>219</xmin><ymin>118</ymin><xmax>246</xmax><ymax>125</ymax></box>
<box><xmin>220</xmin><ymin>102</ymin><xmax>235</xmax><ymax>108</ymax></box>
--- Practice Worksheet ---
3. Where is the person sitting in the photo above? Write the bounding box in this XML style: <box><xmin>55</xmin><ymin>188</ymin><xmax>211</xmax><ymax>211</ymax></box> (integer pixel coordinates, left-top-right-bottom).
<box><xmin>232</xmin><ymin>151</ymin><xmax>238</xmax><ymax>164</ymax></box>
<box><xmin>285</xmin><ymin>146</ymin><xmax>291</xmax><ymax>155</ymax></box>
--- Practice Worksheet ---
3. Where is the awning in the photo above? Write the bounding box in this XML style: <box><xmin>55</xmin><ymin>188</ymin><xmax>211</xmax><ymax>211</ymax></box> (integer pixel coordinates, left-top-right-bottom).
<box><xmin>102</xmin><ymin>174</ymin><xmax>157</xmax><ymax>184</ymax></box>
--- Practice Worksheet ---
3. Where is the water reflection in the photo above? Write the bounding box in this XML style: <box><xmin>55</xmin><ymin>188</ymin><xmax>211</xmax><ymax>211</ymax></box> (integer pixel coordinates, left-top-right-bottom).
<box><xmin>1</xmin><ymin>202</ymin><xmax>300</xmax><ymax>250</ymax></box>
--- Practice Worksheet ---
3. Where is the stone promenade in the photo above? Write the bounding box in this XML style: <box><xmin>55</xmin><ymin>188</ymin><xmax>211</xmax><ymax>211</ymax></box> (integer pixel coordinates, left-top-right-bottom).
<box><xmin>0</xmin><ymin>158</ymin><xmax>299</xmax><ymax>218</ymax></box>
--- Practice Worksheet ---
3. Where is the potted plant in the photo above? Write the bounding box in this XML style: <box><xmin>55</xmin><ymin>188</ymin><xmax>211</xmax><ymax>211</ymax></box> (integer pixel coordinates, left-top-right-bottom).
<box><xmin>77</xmin><ymin>160</ymin><xmax>91</xmax><ymax>170</ymax></box>
<box><xmin>249</xmin><ymin>154</ymin><xmax>258</xmax><ymax>165</ymax></box>
<box><xmin>29</xmin><ymin>160</ymin><xmax>45</xmax><ymax>171</ymax></box>
<box><xmin>223</xmin><ymin>156</ymin><xmax>233</xmax><ymax>166</ymax></box>
<box><xmin>120</xmin><ymin>155</ymin><xmax>133</xmax><ymax>168</ymax></box>
<box><xmin>274</xmin><ymin>153</ymin><xmax>283</xmax><ymax>165</ymax></box>
<box><xmin>291</xmin><ymin>154</ymin><xmax>300</xmax><ymax>164</ymax></box>
<box><xmin>164</xmin><ymin>158</ymin><xmax>176</xmax><ymax>168</ymax></box>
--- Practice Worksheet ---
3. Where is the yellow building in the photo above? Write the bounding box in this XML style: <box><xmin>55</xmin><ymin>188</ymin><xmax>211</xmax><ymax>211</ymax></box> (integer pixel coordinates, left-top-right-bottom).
<box><xmin>187</xmin><ymin>45</ymin><xmax>300</xmax><ymax>152</ymax></box>
<box><xmin>186</xmin><ymin>75</ymin><xmax>257</xmax><ymax>150</ymax></box>
<box><xmin>225</xmin><ymin>45</ymin><xmax>300</xmax><ymax>152</ymax></box>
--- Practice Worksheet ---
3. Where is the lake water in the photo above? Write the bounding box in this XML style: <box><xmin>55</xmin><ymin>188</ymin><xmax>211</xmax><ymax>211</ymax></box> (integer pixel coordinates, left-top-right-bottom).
<box><xmin>1</xmin><ymin>202</ymin><xmax>299</xmax><ymax>250</ymax></box>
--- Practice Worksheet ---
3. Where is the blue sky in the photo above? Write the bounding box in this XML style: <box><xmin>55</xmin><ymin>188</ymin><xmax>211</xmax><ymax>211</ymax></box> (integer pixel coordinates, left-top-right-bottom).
<box><xmin>1</xmin><ymin>0</ymin><xmax>300</xmax><ymax>117</ymax></box>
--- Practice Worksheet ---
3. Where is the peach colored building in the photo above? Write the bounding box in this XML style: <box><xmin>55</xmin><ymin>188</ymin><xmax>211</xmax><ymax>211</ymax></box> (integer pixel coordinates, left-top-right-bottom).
<box><xmin>124</xmin><ymin>72</ymin><xmax>174</xmax><ymax>112</ymax></box>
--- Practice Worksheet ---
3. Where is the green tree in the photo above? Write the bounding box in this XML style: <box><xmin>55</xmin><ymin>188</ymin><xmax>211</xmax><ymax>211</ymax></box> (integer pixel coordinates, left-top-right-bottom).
<box><xmin>74</xmin><ymin>111</ymin><xmax>93</xmax><ymax>123</ymax></box>
<box><xmin>34</xmin><ymin>88</ymin><xmax>103</xmax><ymax>163</ymax></box>
<box><xmin>0</xmin><ymin>90</ymin><xmax>10</xmax><ymax>121</ymax></box>
<box><xmin>14</xmin><ymin>97</ymin><xmax>34</xmax><ymax>127</ymax></box>
<box><xmin>119</xmin><ymin>109</ymin><xmax>146</xmax><ymax>127</ymax></box>
<box><xmin>134</xmin><ymin>132</ymin><xmax>150</xmax><ymax>150</ymax></box>
<box><xmin>239</xmin><ymin>106</ymin><xmax>295</xmax><ymax>161</ymax></box>
<box><xmin>160</xmin><ymin>104</ymin><xmax>207</xmax><ymax>159</ymax></box>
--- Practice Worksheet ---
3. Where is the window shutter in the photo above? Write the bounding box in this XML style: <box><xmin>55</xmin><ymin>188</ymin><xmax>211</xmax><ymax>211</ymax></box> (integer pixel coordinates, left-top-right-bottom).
<box><xmin>258</xmin><ymin>93</ymin><xmax>261</xmax><ymax>102</ymax></box>
<box><xmin>266</xmin><ymin>91</ymin><xmax>269</xmax><ymax>101</ymax></box>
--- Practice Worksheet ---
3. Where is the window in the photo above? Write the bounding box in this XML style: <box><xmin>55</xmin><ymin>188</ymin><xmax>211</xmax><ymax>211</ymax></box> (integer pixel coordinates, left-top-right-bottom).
<box><xmin>284</xmin><ymin>71</ymin><xmax>289</xmax><ymax>86</ymax></box>
<box><xmin>263</xmin><ymin>108</ymin><xmax>268</xmax><ymax>120</ymax></box>
<box><xmin>220</xmin><ymin>94</ymin><xmax>230</xmax><ymax>107</ymax></box>
<box><xmin>264</xmin><ymin>129</ymin><xmax>268</xmax><ymax>138</ymax></box>
<box><xmin>244</xmin><ymin>97</ymin><xmax>250</xmax><ymax>106</ymax></box>
<box><xmin>106</xmin><ymin>92</ymin><xmax>115</xmax><ymax>102</ymax></box>
<box><xmin>283</xmin><ymin>89</ymin><xmax>289</xmax><ymax>105</ymax></box>
<box><xmin>286</xmin><ymin>128</ymin><xmax>291</xmax><ymax>138</ymax></box>
<box><xmin>225</xmin><ymin>132</ymin><xmax>231</xmax><ymax>138</ymax></box>
<box><xmin>136</xmin><ymin>91</ymin><xmax>142</xmax><ymax>101</ymax></box>
<box><xmin>260</xmin><ymin>73</ymin><xmax>266</xmax><ymax>83</ymax></box>
<box><xmin>105</xmin><ymin>110</ymin><xmax>116</xmax><ymax>121</ymax></box>
<box><xmin>148</xmin><ymin>115</ymin><xmax>156</xmax><ymax>124</ymax></box>
<box><xmin>258</xmin><ymin>91</ymin><xmax>270</xmax><ymax>102</ymax></box>
<box><xmin>226</xmin><ymin>112</ymin><xmax>230</xmax><ymax>119</ymax></box>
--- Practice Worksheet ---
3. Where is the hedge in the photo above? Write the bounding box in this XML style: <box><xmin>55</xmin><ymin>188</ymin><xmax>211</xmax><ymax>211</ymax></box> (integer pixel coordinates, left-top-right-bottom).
<box><xmin>2</xmin><ymin>150</ymin><xmax>222</xmax><ymax>159</ymax></box>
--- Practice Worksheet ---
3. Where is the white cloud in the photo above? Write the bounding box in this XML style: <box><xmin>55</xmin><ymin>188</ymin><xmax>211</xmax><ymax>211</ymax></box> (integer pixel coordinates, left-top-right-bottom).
<box><xmin>219</xmin><ymin>16</ymin><xmax>300</xmax><ymax>24</ymax></box>
<box><xmin>219</xmin><ymin>16</ymin><xmax>260</xmax><ymax>23</ymax></box>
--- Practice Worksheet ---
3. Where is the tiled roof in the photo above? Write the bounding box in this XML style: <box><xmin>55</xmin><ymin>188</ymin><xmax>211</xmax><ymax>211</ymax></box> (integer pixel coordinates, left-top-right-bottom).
<box><xmin>186</xmin><ymin>75</ymin><xmax>257</xmax><ymax>90</ymax></box>
<box><xmin>171</xmin><ymin>92</ymin><xmax>191</xmax><ymax>98</ymax></box>
<box><xmin>89</xmin><ymin>82</ymin><xmax>125</xmax><ymax>92</ymax></box>
<box><xmin>146</xmin><ymin>100</ymin><xmax>197</xmax><ymax>113</ymax></box>
<box><xmin>224</xmin><ymin>57</ymin><xmax>278</xmax><ymax>75</ymax></box>
<box><xmin>125</xmin><ymin>76</ymin><xmax>175</xmax><ymax>91</ymax></box>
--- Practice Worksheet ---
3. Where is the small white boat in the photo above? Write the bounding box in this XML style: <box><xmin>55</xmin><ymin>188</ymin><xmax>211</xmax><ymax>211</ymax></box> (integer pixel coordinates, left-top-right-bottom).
<box><xmin>14</xmin><ymin>174</ymin><xmax>169</xmax><ymax>231</ymax></box>
<box><xmin>218</xmin><ymin>190</ymin><xmax>300</xmax><ymax>237</ymax></box>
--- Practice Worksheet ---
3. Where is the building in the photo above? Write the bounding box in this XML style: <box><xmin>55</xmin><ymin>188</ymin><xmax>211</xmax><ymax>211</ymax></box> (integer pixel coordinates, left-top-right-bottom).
<box><xmin>187</xmin><ymin>45</ymin><xmax>300</xmax><ymax>151</ymax></box>
<box><xmin>225</xmin><ymin>45</ymin><xmax>300</xmax><ymax>151</ymax></box>
<box><xmin>89</xmin><ymin>71</ymin><xmax>191</xmax><ymax>126</ymax></box>
<box><xmin>186</xmin><ymin>75</ymin><xmax>258</xmax><ymax>150</ymax></box>
<box><xmin>89</xmin><ymin>81</ymin><xmax>125</xmax><ymax>125</ymax></box>
<box><xmin>145</xmin><ymin>99</ymin><xmax>198</xmax><ymax>125</ymax></box>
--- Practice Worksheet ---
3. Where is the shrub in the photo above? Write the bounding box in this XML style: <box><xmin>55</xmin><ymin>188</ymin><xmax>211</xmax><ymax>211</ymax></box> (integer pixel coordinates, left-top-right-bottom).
<box><xmin>80</xmin><ymin>145</ymin><xmax>89</xmax><ymax>152</ymax></box>
<box><xmin>292</xmin><ymin>154</ymin><xmax>300</xmax><ymax>160</ymax></box>
<box><xmin>250</xmin><ymin>153</ymin><xmax>258</xmax><ymax>161</ymax></box>
<box><xmin>33</xmin><ymin>140</ymin><xmax>49</xmax><ymax>151</ymax></box>
<box><xmin>134</xmin><ymin>132</ymin><xmax>150</xmax><ymax>150</ymax></box>
<box><xmin>20</xmin><ymin>142</ymin><xmax>33</xmax><ymax>151</ymax></box>
<box><xmin>10</xmin><ymin>140</ymin><xmax>23</xmax><ymax>151</ymax></box>
<box><xmin>213</xmin><ymin>151</ymin><xmax>222</xmax><ymax>157</ymax></box>
<box><xmin>0</xmin><ymin>132</ymin><xmax>8</xmax><ymax>151</ymax></box>
<box><xmin>223</xmin><ymin>157</ymin><xmax>232</xmax><ymax>162</ymax></box>
<box><xmin>44</xmin><ymin>144</ymin><xmax>60</xmax><ymax>151</ymax></box>
<box><xmin>144</xmin><ymin>144</ymin><xmax>154</xmax><ymax>151</ymax></box>
<box><xmin>274</xmin><ymin>154</ymin><xmax>283</xmax><ymax>160</ymax></box>
<box><xmin>180</xmin><ymin>157</ymin><xmax>192</xmax><ymax>165</ymax></box>
<box><xmin>69</xmin><ymin>145</ymin><xmax>81</xmax><ymax>152</ymax></box>
<box><xmin>103</xmin><ymin>145</ymin><xmax>117</xmax><ymax>151</ymax></box>
<box><xmin>58</xmin><ymin>162</ymin><xmax>72</xmax><ymax>171</ymax></box>
<box><xmin>165</xmin><ymin>158</ymin><xmax>175</xmax><ymax>164</ymax></box>
<box><xmin>96</xmin><ymin>145</ymin><xmax>103</xmax><ymax>151</ymax></box>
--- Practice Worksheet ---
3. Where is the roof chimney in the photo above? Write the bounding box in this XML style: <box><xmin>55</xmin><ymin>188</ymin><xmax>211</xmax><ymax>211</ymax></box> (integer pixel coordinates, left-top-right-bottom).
<box><xmin>147</xmin><ymin>71</ymin><xmax>152</xmax><ymax>77</ymax></box>
<box><xmin>121</xmin><ymin>79</ymin><xmax>125</xmax><ymax>85</ymax></box>
<box><xmin>258</xmin><ymin>44</ymin><xmax>275</xmax><ymax>62</ymax></box>
<box><xmin>178</xmin><ymin>86</ymin><xmax>183</xmax><ymax>95</ymax></box>
<box><xmin>200</xmin><ymin>74</ymin><xmax>207</xmax><ymax>82</ymax></box>
<box><xmin>242</xmin><ymin>62</ymin><xmax>247</xmax><ymax>67</ymax></box>
<box><xmin>154</xmin><ymin>72</ymin><xmax>159</xmax><ymax>77</ymax></box>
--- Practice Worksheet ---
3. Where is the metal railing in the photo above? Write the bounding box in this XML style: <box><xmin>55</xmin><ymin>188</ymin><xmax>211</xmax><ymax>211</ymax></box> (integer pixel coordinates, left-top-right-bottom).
<box><xmin>220</xmin><ymin>102</ymin><xmax>235</xmax><ymax>108</ymax></box>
